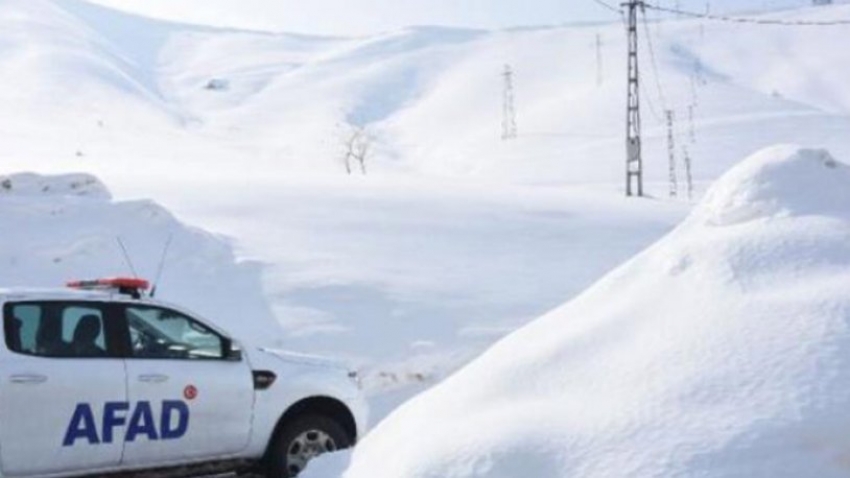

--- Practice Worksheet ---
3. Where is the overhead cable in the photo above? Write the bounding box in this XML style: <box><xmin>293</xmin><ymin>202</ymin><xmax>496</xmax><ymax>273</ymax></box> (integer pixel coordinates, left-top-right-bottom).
<box><xmin>590</xmin><ymin>0</ymin><xmax>624</xmax><ymax>15</ymax></box>
<box><xmin>644</xmin><ymin>3</ymin><xmax>850</xmax><ymax>26</ymax></box>
<box><xmin>640</xmin><ymin>8</ymin><xmax>668</xmax><ymax>121</ymax></box>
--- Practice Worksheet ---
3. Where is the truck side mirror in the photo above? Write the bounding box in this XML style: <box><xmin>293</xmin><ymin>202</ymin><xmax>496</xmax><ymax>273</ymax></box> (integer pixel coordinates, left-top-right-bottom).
<box><xmin>222</xmin><ymin>338</ymin><xmax>243</xmax><ymax>362</ymax></box>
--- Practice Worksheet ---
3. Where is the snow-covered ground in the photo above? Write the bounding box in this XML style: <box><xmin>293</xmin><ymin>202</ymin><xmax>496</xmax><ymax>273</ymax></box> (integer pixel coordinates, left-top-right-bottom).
<box><xmin>177</xmin><ymin>177</ymin><xmax>687</xmax><ymax>413</ymax></box>
<box><xmin>3</xmin><ymin>0</ymin><xmax>850</xmax><ymax>436</ymax></box>
<box><xmin>322</xmin><ymin>147</ymin><xmax>850</xmax><ymax>477</ymax></box>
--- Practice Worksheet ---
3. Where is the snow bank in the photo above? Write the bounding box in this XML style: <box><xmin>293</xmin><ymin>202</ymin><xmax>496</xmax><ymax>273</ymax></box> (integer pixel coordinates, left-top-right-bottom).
<box><xmin>301</xmin><ymin>451</ymin><xmax>352</xmax><ymax>478</ymax></box>
<box><xmin>0</xmin><ymin>172</ymin><xmax>281</xmax><ymax>346</ymax></box>
<box><xmin>339</xmin><ymin>146</ymin><xmax>850</xmax><ymax>477</ymax></box>
<box><xmin>0</xmin><ymin>172</ymin><xmax>110</xmax><ymax>199</ymax></box>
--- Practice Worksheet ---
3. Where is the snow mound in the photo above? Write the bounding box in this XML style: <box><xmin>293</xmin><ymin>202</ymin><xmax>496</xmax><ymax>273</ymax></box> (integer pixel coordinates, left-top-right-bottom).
<box><xmin>695</xmin><ymin>145</ymin><xmax>850</xmax><ymax>226</ymax></box>
<box><xmin>0</xmin><ymin>172</ymin><xmax>111</xmax><ymax>199</ymax></box>
<box><xmin>301</xmin><ymin>451</ymin><xmax>353</xmax><ymax>478</ymax></box>
<box><xmin>0</xmin><ymin>172</ymin><xmax>280</xmax><ymax>347</ymax></box>
<box><xmin>340</xmin><ymin>146</ymin><xmax>850</xmax><ymax>478</ymax></box>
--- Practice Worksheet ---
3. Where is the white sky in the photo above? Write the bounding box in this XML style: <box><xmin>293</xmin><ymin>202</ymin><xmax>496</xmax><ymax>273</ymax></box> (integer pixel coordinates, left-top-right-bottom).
<box><xmin>82</xmin><ymin>0</ymin><xmax>810</xmax><ymax>35</ymax></box>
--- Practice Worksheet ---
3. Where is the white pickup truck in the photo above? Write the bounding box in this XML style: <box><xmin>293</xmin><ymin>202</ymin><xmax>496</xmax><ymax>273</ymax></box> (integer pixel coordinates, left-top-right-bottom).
<box><xmin>0</xmin><ymin>278</ymin><xmax>367</xmax><ymax>478</ymax></box>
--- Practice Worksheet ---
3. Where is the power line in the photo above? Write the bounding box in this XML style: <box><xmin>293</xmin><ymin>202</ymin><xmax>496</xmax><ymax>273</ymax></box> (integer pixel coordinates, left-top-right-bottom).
<box><xmin>590</xmin><ymin>0</ymin><xmax>623</xmax><ymax>14</ymax></box>
<box><xmin>640</xmin><ymin>7</ymin><xmax>669</xmax><ymax>113</ymax></box>
<box><xmin>640</xmin><ymin>77</ymin><xmax>664</xmax><ymax>123</ymax></box>
<box><xmin>588</xmin><ymin>0</ymin><xmax>628</xmax><ymax>28</ymax></box>
<box><xmin>644</xmin><ymin>2</ymin><xmax>850</xmax><ymax>26</ymax></box>
<box><xmin>631</xmin><ymin>4</ymin><xmax>665</xmax><ymax>125</ymax></box>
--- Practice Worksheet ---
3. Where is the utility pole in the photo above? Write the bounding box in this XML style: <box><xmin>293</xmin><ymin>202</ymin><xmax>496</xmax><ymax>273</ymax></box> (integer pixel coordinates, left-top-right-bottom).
<box><xmin>502</xmin><ymin>64</ymin><xmax>518</xmax><ymax>140</ymax></box>
<box><xmin>666</xmin><ymin>110</ymin><xmax>677</xmax><ymax>198</ymax></box>
<box><xmin>682</xmin><ymin>145</ymin><xmax>694</xmax><ymax>200</ymax></box>
<box><xmin>624</xmin><ymin>0</ymin><xmax>643</xmax><ymax>197</ymax></box>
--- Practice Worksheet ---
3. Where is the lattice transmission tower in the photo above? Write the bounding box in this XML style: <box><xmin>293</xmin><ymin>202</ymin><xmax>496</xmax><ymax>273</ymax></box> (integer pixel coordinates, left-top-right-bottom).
<box><xmin>502</xmin><ymin>64</ymin><xmax>518</xmax><ymax>140</ymax></box>
<box><xmin>666</xmin><ymin>110</ymin><xmax>678</xmax><ymax>198</ymax></box>
<box><xmin>682</xmin><ymin>146</ymin><xmax>694</xmax><ymax>200</ymax></box>
<box><xmin>596</xmin><ymin>33</ymin><xmax>604</xmax><ymax>86</ymax></box>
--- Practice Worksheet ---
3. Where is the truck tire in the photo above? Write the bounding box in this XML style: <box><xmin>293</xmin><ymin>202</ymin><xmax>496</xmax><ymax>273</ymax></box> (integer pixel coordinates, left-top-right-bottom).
<box><xmin>266</xmin><ymin>414</ymin><xmax>351</xmax><ymax>477</ymax></box>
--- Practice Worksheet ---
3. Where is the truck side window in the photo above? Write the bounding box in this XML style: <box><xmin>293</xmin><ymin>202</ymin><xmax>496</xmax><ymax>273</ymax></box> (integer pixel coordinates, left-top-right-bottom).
<box><xmin>4</xmin><ymin>302</ymin><xmax>110</xmax><ymax>358</ymax></box>
<box><xmin>125</xmin><ymin>306</ymin><xmax>225</xmax><ymax>360</ymax></box>
<box><xmin>5</xmin><ymin>305</ymin><xmax>40</xmax><ymax>354</ymax></box>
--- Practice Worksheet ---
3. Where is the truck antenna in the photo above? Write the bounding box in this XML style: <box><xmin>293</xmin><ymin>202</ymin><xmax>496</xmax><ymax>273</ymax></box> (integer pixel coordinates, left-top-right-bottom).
<box><xmin>150</xmin><ymin>234</ymin><xmax>174</xmax><ymax>298</ymax></box>
<box><xmin>116</xmin><ymin>237</ymin><xmax>139</xmax><ymax>278</ymax></box>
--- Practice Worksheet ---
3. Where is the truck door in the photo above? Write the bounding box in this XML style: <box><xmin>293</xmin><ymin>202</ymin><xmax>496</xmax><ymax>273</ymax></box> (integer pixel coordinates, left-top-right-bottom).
<box><xmin>0</xmin><ymin>301</ymin><xmax>127</xmax><ymax>476</ymax></box>
<box><xmin>118</xmin><ymin>304</ymin><xmax>254</xmax><ymax>467</ymax></box>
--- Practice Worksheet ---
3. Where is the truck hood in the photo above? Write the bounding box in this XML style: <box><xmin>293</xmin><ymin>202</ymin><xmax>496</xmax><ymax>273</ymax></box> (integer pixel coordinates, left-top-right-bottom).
<box><xmin>257</xmin><ymin>347</ymin><xmax>351</xmax><ymax>372</ymax></box>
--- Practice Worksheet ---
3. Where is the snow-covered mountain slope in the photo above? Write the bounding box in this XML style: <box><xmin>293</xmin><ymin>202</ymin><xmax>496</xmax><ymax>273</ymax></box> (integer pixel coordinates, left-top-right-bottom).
<box><xmin>134</xmin><ymin>4</ymin><xmax>850</xmax><ymax>184</ymax></box>
<box><xmin>332</xmin><ymin>146</ymin><xmax>850</xmax><ymax>478</ymax></box>
<box><xmin>0</xmin><ymin>172</ymin><xmax>279</xmax><ymax>346</ymax></box>
<box><xmin>4</xmin><ymin>0</ymin><xmax>850</xmax><ymax>186</ymax></box>
<box><xmin>0</xmin><ymin>0</ymin><xmax>178</xmax><ymax>136</ymax></box>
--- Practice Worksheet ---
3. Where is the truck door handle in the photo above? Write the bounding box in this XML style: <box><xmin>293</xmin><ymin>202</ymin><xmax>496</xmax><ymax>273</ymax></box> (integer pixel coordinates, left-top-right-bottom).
<box><xmin>138</xmin><ymin>374</ymin><xmax>169</xmax><ymax>383</ymax></box>
<box><xmin>10</xmin><ymin>374</ymin><xmax>47</xmax><ymax>384</ymax></box>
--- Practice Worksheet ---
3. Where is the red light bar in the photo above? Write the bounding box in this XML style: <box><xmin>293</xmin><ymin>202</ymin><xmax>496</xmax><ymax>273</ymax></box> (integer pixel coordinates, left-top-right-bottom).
<box><xmin>67</xmin><ymin>277</ymin><xmax>150</xmax><ymax>291</ymax></box>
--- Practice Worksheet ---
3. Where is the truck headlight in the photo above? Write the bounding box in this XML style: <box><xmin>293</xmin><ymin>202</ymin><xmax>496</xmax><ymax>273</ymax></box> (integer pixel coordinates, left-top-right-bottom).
<box><xmin>348</xmin><ymin>370</ymin><xmax>362</xmax><ymax>389</ymax></box>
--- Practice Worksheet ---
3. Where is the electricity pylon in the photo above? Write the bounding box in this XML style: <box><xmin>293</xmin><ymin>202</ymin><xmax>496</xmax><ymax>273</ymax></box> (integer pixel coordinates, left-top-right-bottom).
<box><xmin>666</xmin><ymin>110</ymin><xmax>678</xmax><ymax>198</ymax></box>
<box><xmin>502</xmin><ymin>64</ymin><xmax>518</xmax><ymax>140</ymax></box>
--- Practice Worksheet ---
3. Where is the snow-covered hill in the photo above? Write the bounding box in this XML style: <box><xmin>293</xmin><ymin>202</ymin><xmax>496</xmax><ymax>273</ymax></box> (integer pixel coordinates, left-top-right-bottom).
<box><xmin>328</xmin><ymin>146</ymin><xmax>850</xmax><ymax>478</ymax></box>
<box><xmin>5</xmin><ymin>0</ymin><xmax>850</xmax><ymax>186</ymax></box>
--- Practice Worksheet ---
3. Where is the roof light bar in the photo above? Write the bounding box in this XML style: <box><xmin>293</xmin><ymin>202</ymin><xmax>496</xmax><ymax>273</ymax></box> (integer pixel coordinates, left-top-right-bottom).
<box><xmin>66</xmin><ymin>277</ymin><xmax>150</xmax><ymax>291</ymax></box>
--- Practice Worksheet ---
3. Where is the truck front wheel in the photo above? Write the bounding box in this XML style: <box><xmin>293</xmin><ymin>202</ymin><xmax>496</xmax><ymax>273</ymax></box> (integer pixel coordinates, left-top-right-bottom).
<box><xmin>266</xmin><ymin>414</ymin><xmax>351</xmax><ymax>477</ymax></box>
